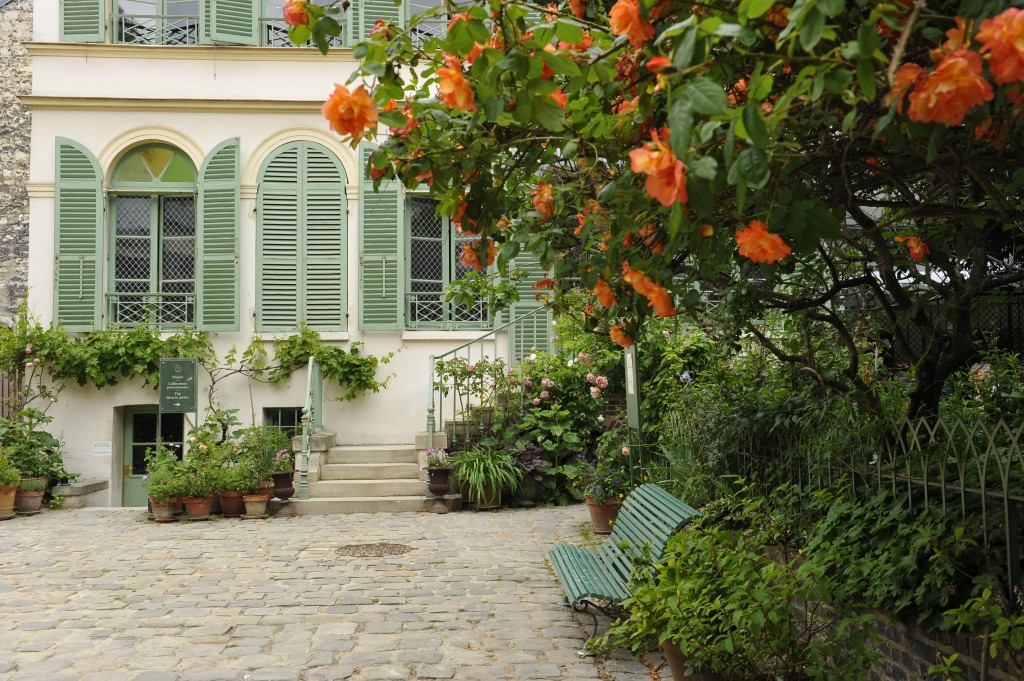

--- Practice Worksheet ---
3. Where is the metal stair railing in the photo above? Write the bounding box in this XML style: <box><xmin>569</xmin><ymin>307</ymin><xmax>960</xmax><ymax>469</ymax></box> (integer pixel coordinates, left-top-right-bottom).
<box><xmin>298</xmin><ymin>356</ymin><xmax>323</xmax><ymax>500</ymax></box>
<box><xmin>426</xmin><ymin>307</ymin><xmax>546</xmax><ymax>450</ymax></box>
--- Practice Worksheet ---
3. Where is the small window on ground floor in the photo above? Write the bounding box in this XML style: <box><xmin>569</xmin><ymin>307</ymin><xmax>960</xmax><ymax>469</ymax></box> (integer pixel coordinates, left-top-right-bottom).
<box><xmin>264</xmin><ymin>407</ymin><xmax>304</xmax><ymax>438</ymax></box>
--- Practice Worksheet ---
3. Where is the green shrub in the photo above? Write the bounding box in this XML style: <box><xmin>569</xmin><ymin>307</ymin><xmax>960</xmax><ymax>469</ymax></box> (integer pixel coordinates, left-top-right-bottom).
<box><xmin>595</xmin><ymin>524</ymin><xmax>879</xmax><ymax>680</ymax></box>
<box><xmin>143</xmin><ymin>445</ymin><xmax>184</xmax><ymax>502</ymax></box>
<box><xmin>449</xmin><ymin>448</ymin><xmax>522</xmax><ymax>504</ymax></box>
<box><xmin>0</xmin><ymin>451</ymin><xmax>20</xmax><ymax>487</ymax></box>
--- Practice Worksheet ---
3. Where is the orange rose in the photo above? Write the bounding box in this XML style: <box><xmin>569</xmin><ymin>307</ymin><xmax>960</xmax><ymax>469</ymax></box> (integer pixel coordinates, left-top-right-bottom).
<box><xmin>531</xmin><ymin>182</ymin><xmax>555</xmax><ymax>220</ymax></box>
<box><xmin>459</xmin><ymin>239</ymin><xmax>498</xmax><ymax>272</ymax></box>
<box><xmin>976</xmin><ymin>8</ymin><xmax>1024</xmax><ymax>85</ymax></box>
<box><xmin>593</xmin><ymin>278</ymin><xmax>617</xmax><ymax>308</ymax></box>
<box><xmin>615</xmin><ymin>96</ymin><xmax>639</xmax><ymax>114</ymax></box>
<box><xmin>628</xmin><ymin>128</ymin><xmax>688</xmax><ymax>207</ymax></box>
<box><xmin>622</xmin><ymin>263</ymin><xmax>675</xmax><ymax>317</ymax></box>
<box><xmin>894</xmin><ymin>234</ymin><xmax>929</xmax><ymax>261</ymax></box>
<box><xmin>646</xmin><ymin>57</ymin><xmax>672</xmax><ymax>73</ymax></box>
<box><xmin>437</xmin><ymin>55</ymin><xmax>477</xmax><ymax>112</ymax></box>
<box><xmin>283</xmin><ymin>0</ymin><xmax>308</xmax><ymax>26</ymax></box>
<box><xmin>735</xmin><ymin>220</ymin><xmax>791</xmax><ymax>264</ymax></box>
<box><xmin>569</xmin><ymin>0</ymin><xmax>586</xmax><ymax>19</ymax></box>
<box><xmin>609</xmin><ymin>0</ymin><xmax>654</xmax><ymax>49</ymax></box>
<box><xmin>549</xmin><ymin>88</ymin><xmax>568</xmax><ymax>109</ymax></box>
<box><xmin>699</xmin><ymin>224</ymin><xmax>714</xmax><ymax>237</ymax></box>
<box><xmin>646</xmin><ymin>285</ymin><xmax>676</xmax><ymax>318</ymax></box>
<box><xmin>610</xmin><ymin>324</ymin><xmax>634</xmax><ymax>348</ymax></box>
<box><xmin>908</xmin><ymin>50</ymin><xmax>994</xmax><ymax>126</ymax></box>
<box><xmin>888</xmin><ymin>62</ymin><xmax>924</xmax><ymax>107</ymax></box>
<box><xmin>322</xmin><ymin>84</ymin><xmax>378</xmax><ymax>140</ymax></box>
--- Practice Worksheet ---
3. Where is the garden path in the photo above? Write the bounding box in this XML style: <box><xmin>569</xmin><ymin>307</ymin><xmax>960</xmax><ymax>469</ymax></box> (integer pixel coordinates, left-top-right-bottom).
<box><xmin>0</xmin><ymin>505</ymin><xmax>658</xmax><ymax>681</ymax></box>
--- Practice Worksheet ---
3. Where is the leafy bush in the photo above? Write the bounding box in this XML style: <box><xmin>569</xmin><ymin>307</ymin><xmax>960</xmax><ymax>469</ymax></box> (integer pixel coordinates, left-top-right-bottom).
<box><xmin>144</xmin><ymin>445</ymin><xmax>184</xmax><ymax>502</ymax></box>
<box><xmin>0</xmin><ymin>408</ymin><xmax>67</xmax><ymax>481</ymax></box>
<box><xmin>595</xmin><ymin>523</ymin><xmax>879</xmax><ymax>680</ymax></box>
<box><xmin>0</xmin><ymin>451</ymin><xmax>20</xmax><ymax>487</ymax></box>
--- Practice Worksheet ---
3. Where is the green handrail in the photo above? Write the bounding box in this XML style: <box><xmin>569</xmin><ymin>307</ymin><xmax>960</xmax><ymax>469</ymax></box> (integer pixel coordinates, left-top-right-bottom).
<box><xmin>298</xmin><ymin>356</ymin><xmax>322</xmax><ymax>500</ymax></box>
<box><xmin>426</xmin><ymin>307</ymin><xmax>545</xmax><ymax>449</ymax></box>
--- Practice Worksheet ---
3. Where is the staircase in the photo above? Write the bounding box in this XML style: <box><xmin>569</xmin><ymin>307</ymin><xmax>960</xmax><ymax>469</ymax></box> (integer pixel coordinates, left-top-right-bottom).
<box><xmin>291</xmin><ymin>444</ymin><xmax>429</xmax><ymax>514</ymax></box>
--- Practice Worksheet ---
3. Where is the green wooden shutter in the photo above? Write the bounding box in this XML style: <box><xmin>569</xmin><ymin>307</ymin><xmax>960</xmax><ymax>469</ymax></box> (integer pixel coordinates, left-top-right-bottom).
<box><xmin>257</xmin><ymin>144</ymin><xmax>301</xmax><ymax>331</ymax></box>
<box><xmin>200</xmin><ymin>0</ymin><xmax>212</xmax><ymax>44</ymax></box>
<box><xmin>209</xmin><ymin>0</ymin><xmax>259</xmax><ymax>45</ymax></box>
<box><xmin>60</xmin><ymin>0</ymin><xmax>105</xmax><ymax>42</ymax></box>
<box><xmin>358</xmin><ymin>143</ymin><xmax>404</xmax><ymax>330</ymax></box>
<box><xmin>54</xmin><ymin>138</ymin><xmax>103</xmax><ymax>331</ymax></box>
<box><xmin>509</xmin><ymin>249</ymin><xmax>552</xmax><ymax>359</ymax></box>
<box><xmin>303</xmin><ymin>144</ymin><xmax>347</xmax><ymax>331</ymax></box>
<box><xmin>356</xmin><ymin>0</ymin><xmax>403</xmax><ymax>41</ymax></box>
<box><xmin>197</xmin><ymin>138</ymin><xmax>240</xmax><ymax>331</ymax></box>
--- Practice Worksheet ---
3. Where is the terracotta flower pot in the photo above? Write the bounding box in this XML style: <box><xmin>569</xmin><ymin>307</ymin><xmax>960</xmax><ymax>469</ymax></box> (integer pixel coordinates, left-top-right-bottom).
<box><xmin>585</xmin><ymin>497</ymin><xmax>621</xmax><ymax>534</ymax></box>
<box><xmin>0</xmin><ymin>484</ymin><xmax>17</xmax><ymax>520</ymax></box>
<box><xmin>15</xmin><ymin>490</ymin><xmax>45</xmax><ymax>516</ymax></box>
<box><xmin>182</xmin><ymin>495</ymin><xmax>214</xmax><ymax>520</ymax></box>
<box><xmin>218</xmin><ymin>490</ymin><xmax>245</xmax><ymax>518</ymax></box>
<box><xmin>150</xmin><ymin>498</ymin><xmax>178</xmax><ymax>523</ymax></box>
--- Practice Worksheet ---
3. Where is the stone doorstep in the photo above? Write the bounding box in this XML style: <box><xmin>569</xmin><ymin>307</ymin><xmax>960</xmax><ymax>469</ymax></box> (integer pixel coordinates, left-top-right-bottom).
<box><xmin>51</xmin><ymin>478</ymin><xmax>110</xmax><ymax>509</ymax></box>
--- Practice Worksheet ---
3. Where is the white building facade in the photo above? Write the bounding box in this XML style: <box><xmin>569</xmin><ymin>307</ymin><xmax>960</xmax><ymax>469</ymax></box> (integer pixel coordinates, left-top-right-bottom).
<box><xmin>22</xmin><ymin>0</ymin><xmax>550</xmax><ymax>506</ymax></box>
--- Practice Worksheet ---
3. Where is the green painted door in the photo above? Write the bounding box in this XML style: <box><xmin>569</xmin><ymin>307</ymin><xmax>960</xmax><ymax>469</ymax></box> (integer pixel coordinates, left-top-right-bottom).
<box><xmin>122</xmin><ymin>408</ymin><xmax>185</xmax><ymax>507</ymax></box>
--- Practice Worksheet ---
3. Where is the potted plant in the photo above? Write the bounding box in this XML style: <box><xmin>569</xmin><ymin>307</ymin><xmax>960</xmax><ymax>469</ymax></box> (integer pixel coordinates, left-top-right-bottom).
<box><xmin>144</xmin><ymin>445</ymin><xmax>184</xmax><ymax>522</ymax></box>
<box><xmin>15</xmin><ymin>476</ymin><xmax>48</xmax><ymax>515</ymax></box>
<box><xmin>0</xmin><ymin>408</ymin><xmax>67</xmax><ymax>489</ymax></box>
<box><xmin>449</xmin><ymin>448</ymin><xmax>522</xmax><ymax>510</ymax></box>
<box><xmin>215</xmin><ymin>452</ymin><xmax>258</xmax><ymax>518</ymax></box>
<box><xmin>178</xmin><ymin>446</ymin><xmax>219</xmax><ymax>520</ymax></box>
<box><xmin>580</xmin><ymin>451</ymin><xmax>633</xmax><ymax>534</ymax></box>
<box><xmin>270</xmin><ymin>447</ymin><xmax>296</xmax><ymax>501</ymax></box>
<box><xmin>423</xmin><ymin>447</ymin><xmax>452</xmax><ymax>498</ymax></box>
<box><xmin>0</xmin><ymin>450</ymin><xmax>21</xmax><ymax>520</ymax></box>
<box><xmin>238</xmin><ymin>426</ymin><xmax>290</xmax><ymax>499</ymax></box>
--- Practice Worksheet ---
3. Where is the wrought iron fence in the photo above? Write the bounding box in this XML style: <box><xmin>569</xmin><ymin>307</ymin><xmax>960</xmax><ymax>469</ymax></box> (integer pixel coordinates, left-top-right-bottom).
<box><xmin>108</xmin><ymin>293</ymin><xmax>195</xmax><ymax>328</ymax></box>
<box><xmin>259</xmin><ymin>18</ymin><xmax>345</xmax><ymax>47</ymax></box>
<box><xmin>406</xmin><ymin>292</ymin><xmax>488</xmax><ymax>330</ymax></box>
<box><xmin>726</xmin><ymin>412</ymin><xmax>1024</xmax><ymax>595</ymax></box>
<box><xmin>115</xmin><ymin>14</ymin><xmax>199</xmax><ymax>46</ymax></box>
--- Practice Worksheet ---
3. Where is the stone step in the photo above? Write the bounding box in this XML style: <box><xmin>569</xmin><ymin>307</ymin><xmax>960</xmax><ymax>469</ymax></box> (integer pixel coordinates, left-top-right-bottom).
<box><xmin>325</xmin><ymin>445</ymin><xmax>417</xmax><ymax>465</ymax></box>
<box><xmin>289</xmin><ymin>496</ymin><xmax>430</xmax><ymax>514</ymax></box>
<box><xmin>309</xmin><ymin>479</ymin><xmax>425</xmax><ymax>498</ymax></box>
<box><xmin>319</xmin><ymin>462</ymin><xmax>421</xmax><ymax>481</ymax></box>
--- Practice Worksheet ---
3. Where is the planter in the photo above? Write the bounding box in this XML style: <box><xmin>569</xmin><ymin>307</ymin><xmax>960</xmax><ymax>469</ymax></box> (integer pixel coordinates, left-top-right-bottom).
<box><xmin>182</xmin><ymin>495</ymin><xmax>214</xmax><ymax>520</ymax></box>
<box><xmin>585</xmin><ymin>496</ymin><xmax>621</xmax><ymax>534</ymax></box>
<box><xmin>426</xmin><ymin>467</ymin><xmax>452</xmax><ymax>498</ymax></box>
<box><xmin>218</xmin><ymin>490</ymin><xmax>245</xmax><ymax>518</ymax></box>
<box><xmin>516</xmin><ymin>477</ymin><xmax>538</xmax><ymax>506</ymax></box>
<box><xmin>472</xmin><ymin>482</ymin><xmax>501</xmax><ymax>510</ymax></box>
<box><xmin>661</xmin><ymin>639</ymin><xmax>726</xmax><ymax>681</ymax></box>
<box><xmin>271</xmin><ymin>470</ymin><xmax>295</xmax><ymax>501</ymax></box>
<box><xmin>242</xmin><ymin>493</ymin><xmax>269</xmax><ymax>518</ymax></box>
<box><xmin>0</xmin><ymin>483</ymin><xmax>17</xmax><ymax>520</ymax></box>
<box><xmin>150</xmin><ymin>498</ymin><xmax>179</xmax><ymax>523</ymax></box>
<box><xmin>257</xmin><ymin>479</ymin><xmax>275</xmax><ymax>499</ymax></box>
<box><xmin>15</xmin><ymin>490</ymin><xmax>45</xmax><ymax>516</ymax></box>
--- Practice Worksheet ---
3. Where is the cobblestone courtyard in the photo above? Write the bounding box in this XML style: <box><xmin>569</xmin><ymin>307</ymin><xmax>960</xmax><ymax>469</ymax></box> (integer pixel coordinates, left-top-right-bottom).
<box><xmin>0</xmin><ymin>506</ymin><xmax>658</xmax><ymax>681</ymax></box>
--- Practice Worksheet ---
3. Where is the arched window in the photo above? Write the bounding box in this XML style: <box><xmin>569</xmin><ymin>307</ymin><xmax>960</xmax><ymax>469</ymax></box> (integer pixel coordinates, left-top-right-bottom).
<box><xmin>109</xmin><ymin>144</ymin><xmax>198</xmax><ymax>327</ymax></box>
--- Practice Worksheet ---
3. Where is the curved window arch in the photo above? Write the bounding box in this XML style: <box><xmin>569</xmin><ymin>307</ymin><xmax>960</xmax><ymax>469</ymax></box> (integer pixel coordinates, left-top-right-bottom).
<box><xmin>256</xmin><ymin>141</ymin><xmax>348</xmax><ymax>331</ymax></box>
<box><xmin>109</xmin><ymin>144</ymin><xmax>198</xmax><ymax>327</ymax></box>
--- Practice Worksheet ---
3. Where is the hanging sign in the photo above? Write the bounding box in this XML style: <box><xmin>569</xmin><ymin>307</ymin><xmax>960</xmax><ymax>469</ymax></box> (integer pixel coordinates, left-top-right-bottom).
<box><xmin>159</xmin><ymin>358</ymin><xmax>197</xmax><ymax>413</ymax></box>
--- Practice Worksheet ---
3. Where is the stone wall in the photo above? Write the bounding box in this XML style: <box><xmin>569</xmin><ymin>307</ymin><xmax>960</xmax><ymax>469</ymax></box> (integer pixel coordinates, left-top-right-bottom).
<box><xmin>0</xmin><ymin>0</ymin><xmax>31</xmax><ymax>327</ymax></box>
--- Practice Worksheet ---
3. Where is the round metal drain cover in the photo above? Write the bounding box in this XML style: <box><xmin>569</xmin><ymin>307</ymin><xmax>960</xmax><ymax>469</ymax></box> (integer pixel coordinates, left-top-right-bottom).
<box><xmin>336</xmin><ymin>543</ymin><xmax>413</xmax><ymax>557</ymax></box>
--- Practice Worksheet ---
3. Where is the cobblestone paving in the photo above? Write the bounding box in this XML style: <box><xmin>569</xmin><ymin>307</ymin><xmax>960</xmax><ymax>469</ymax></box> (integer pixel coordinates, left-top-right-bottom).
<box><xmin>0</xmin><ymin>506</ymin><xmax>662</xmax><ymax>681</ymax></box>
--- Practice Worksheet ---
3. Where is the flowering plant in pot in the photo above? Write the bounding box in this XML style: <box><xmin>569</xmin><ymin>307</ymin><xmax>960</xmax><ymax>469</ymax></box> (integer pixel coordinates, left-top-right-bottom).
<box><xmin>0</xmin><ymin>450</ymin><xmax>21</xmax><ymax>519</ymax></box>
<box><xmin>424</xmin><ymin>448</ymin><xmax>451</xmax><ymax>499</ymax></box>
<box><xmin>215</xmin><ymin>452</ymin><xmax>259</xmax><ymax>518</ymax></box>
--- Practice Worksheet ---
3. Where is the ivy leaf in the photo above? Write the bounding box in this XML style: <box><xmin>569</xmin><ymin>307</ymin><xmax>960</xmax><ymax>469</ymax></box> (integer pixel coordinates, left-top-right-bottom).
<box><xmin>684</xmin><ymin>77</ymin><xmax>729</xmax><ymax>116</ymax></box>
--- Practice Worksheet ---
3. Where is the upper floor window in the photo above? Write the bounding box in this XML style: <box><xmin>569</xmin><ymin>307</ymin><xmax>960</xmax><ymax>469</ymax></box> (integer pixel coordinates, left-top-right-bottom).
<box><xmin>60</xmin><ymin>0</ymin><xmax>448</xmax><ymax>47</ymax></box>
<box><xmin>406</xmin><ymin>196</ymin><xmax>487</xmax><ymax>329</ymax></box>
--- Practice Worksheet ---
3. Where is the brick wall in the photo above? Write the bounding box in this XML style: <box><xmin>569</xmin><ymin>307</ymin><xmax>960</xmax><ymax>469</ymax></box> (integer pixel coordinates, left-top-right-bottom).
<box><xmin>0</xmin><ymin>0</ymin><xmax>31</xmax><ymax>326</ymax></box>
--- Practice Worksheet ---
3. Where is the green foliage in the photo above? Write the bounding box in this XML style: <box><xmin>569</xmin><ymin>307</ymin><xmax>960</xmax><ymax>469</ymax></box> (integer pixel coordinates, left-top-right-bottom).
<box><xmin>449</xmin><ymin>448</ymin><xmax>523</xmax><ymax>505</ymax></box>
<box><xmin>46</xmin><ymin>495</ymin><xmax>64</xmax><ymax>510</ymax></box>
<box><xmin>0</xmin><ymin>450</ymin><xmax>20</xmax><ymax>487</ymax></box>
<box><xmin>595</xmin><ymin>523</ymin><xmax>879</xmax><ymax>680</ymax></box>
<box><xmin>235</xmin><ymin>426</ymin><xmax>291</xmax><ymax>480</ymax></box>
<box><xmin>930</xmin><ymin>589</ymin><xmax>1024</xmax><ymax>679</ymax></box>
<box><xmin>143</xmin><ymin>444</ymin><xmax>184</xmax><ymax>502</ymax></box>
<box><xmin>802</xmin><ymin>487</ymin><xmax>986</xmax><ymax>626</ymax></box>
<box><xmin>0</xmin><ymin>408</ymin><xmax>66</xmax><ymax>480</ymax></box>
<box><xmin>269</xmin><ymin>326</ymin><xmax>396</xmax><ymax>401</ymax></box>
<box><xmin>18</xmin><ymin>477</ymin><xmax>48</xmax><ymax>492</ymax></box>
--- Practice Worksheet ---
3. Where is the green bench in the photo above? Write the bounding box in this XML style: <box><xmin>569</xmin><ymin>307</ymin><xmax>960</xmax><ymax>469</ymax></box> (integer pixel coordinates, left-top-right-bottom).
<box><xmin>548</xmin><ymin>484</ymin><xmax>700</xmax><ymax>640</ymax></box>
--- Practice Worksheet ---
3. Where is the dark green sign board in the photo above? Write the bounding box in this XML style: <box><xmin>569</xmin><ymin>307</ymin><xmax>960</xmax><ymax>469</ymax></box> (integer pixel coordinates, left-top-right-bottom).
<box><xmin>159</xmin><ymin>358</ymin><xmax>197</xmax><ymax>413</ymax></box>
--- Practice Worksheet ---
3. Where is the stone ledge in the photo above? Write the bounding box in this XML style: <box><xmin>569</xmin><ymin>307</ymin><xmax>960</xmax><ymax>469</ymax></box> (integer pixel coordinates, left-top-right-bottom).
<box><xmin>52</xmin><ymin>478</ymin><xmax>108</xmax><ymax>496</ymax></box>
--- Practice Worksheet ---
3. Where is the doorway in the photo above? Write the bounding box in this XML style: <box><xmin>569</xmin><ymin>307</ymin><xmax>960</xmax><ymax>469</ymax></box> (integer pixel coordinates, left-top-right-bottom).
<box><xmin>121</xmin><ymin>407</ymin><xmax>185</xmax><ymax>507</ymax></box>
